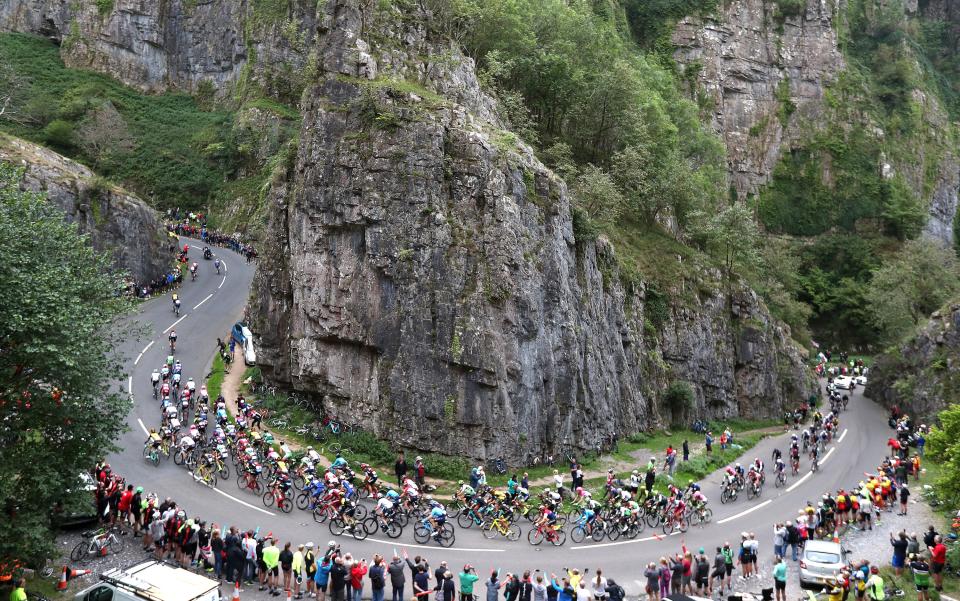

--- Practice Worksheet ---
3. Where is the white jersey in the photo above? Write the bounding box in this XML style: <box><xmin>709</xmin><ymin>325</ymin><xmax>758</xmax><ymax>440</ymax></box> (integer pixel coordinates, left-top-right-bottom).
<box><xmin>187</xmin><ymin>380</ymin><xmax>196</xmax><ymax>392</ymax></box>
<box><xmin>151</xmin><ymin>371</ymin><xmax>160</xmax><ymax>383</ymax></box>
<box><xmin>180</xmin><ymin>436</ymin><xmax>195</xmax><ymax>449</ymax></box>
<box><xmin>377</xmin><ymin>498</ymin><xmax>394</xmax><ymax>512</ymax></box>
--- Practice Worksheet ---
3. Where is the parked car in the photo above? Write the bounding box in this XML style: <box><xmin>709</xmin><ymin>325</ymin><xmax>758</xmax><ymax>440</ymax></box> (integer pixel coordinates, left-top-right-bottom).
<box><xmin>832</xmin><ymin>376</ymin><xmax>854</xmax><ymax>390</ymax></box>
<box><xmin>231</xmin><ymin>322</ymin><xmax>257</xmax><ymax>366</ymax></box>
<box><xmin>854</xmin><ymin>375</ymin><xmax>867</xmax><ymax>386</ymax></box>
<box><xmin>799</xmin><ymin>539</ymin><xmax>850</xmax><ymax>589</ymax></box>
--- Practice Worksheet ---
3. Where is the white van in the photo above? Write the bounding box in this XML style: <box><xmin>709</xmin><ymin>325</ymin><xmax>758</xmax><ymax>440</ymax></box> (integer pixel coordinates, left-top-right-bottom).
<box><xmin>76</xmin><ymin>561</ymin><xmax>220</xmax><ymax>601</ymax></box>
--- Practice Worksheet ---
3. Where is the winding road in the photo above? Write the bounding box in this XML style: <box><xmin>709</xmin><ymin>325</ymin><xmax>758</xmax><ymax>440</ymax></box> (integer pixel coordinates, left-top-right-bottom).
<box><xmin>109</xmin><ymin>237</ymin><xmax>890</xmax><ymax>595</ymax></box>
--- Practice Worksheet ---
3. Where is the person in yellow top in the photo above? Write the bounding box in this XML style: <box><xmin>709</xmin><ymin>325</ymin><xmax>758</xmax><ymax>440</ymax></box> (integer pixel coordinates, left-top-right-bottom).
<box><xmin>292</xmin><ymin>544</ymin><xmax>305</xmax><ymax>599</ymax></box>
<box><xmin>263</xmin><ymin>539</ymin><xmax>281</xmax><ymax>595</ymax></box>
<box><xmin>568</xmin><ymin>569</ymin><xmax>583</xmax><ymax>590</ymax></box>
<box><xmin>9</xmin><ymin>578</ymin><xmax>26</xmax><ymax>601</ymax></box>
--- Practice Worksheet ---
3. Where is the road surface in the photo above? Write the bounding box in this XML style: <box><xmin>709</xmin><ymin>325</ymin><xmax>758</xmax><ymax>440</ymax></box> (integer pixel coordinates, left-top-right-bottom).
<box><xmin>109</xmin><ymin>237</ymin><xmax>890</xmax><ymax>594</ymax></box>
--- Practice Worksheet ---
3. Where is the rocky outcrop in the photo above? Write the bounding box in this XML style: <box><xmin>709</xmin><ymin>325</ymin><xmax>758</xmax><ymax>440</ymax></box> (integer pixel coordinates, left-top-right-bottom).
<box><xmin>0</xmin><ymin>0</ymin><xmax>318</xmax><ymax>99</ymax></box>
<box><xmin>0</xmin><ymin>134</ymin><xmax>172</xmax><ymax>283</ymax></box>
<box><xmin>672</xmin><ymin>0</ymin><xmax>845</xmax><ymax>199</ymax></box>
<box><xmin>250</xmin><ymin>0</ymin><xmax>814</xmax><ymax>462</ymax></box>
<box><xmin>866</xmin><ymin>303</ymin><xmax>960</xmax><ymax>422</ymax></box>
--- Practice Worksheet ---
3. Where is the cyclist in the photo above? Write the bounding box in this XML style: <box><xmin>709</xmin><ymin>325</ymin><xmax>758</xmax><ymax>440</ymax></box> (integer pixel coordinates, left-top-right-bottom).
<box><xmin>775</xmin><ymin>457</ymin><xmax>786</xmax><ymax>479</ymax></box>
<box><xmin>375</xmin><ymin>493</ymin><xmax>396</xmax><ymax>521</ymax></box>
<box><xmin>151</xmin><ymin>368</ymin><xmax>161</xmax><ymax>395</ymax></box>
<box><xmin>190</xmin><ymin>262</ymin><xmax>198</xmax><ymax>281</ymax></box>
<box><xmin>810</xmin><ymin>444</ymin><xmax>820</xmax><ymax>471</ymax></box>
<box><xmin>145</xmin><ymin>428</ymin><xmax>163</xmax><ymax>450</ymax></box>
<box><xmin>160</xmin><ymin>364</ymin><xmax>170</xmax><ymax>381</ymax></box>
<box><xmin>772</xmin><ymin>448</ymin><xmax>782</xmax><ymax>462</ymax></box>
<box><xmin>168</xmin><ymin>330</ymin><xmax>177</xmax><ymax>352</ymax></box>
<box><xmin>179</xmin><ymin>433</ymin><xmax>196</xmax><ymax>455</ymax></box>
<box><xmin>214</xmin><ymin>258</ymin><xmax>221</xmax><ymax>274</ymax></box>
<box><xmin>330</xmin><ymin>452</ymin><xmax>348</xmax><ymax>472</ymax></box>
<box><xmin>426</xmin><ymin>499</ymin><xmax>447</xmax><ymax>539</ymax></box>
<box><xmin>172</xmin><ymin>371</ymin><xmax>182</xmax><ymax>390</ymax></box>
<box><xmin>734</xmin><ymin>463</ymin><xmax>745</xmax><ymax>487</ymax></box>
<box><xmin>533</xmin><ymin>504</ymin><xmax>559</xmax><ymax>533</ymax></box>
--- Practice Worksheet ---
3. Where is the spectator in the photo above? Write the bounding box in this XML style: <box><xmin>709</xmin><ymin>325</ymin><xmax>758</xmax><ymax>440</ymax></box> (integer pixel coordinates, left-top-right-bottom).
<box><xmin>459</xmin><ymin>565</ymin><xmax>479</xmax><ymax>601</ymax></box>
<box><xmin>643</xmin><ymin>563</ymin><xmax>659</xmax><ymax>601</ymax></box>
<box><xmin>330</xmin><ymin>558</ymin><xmax>349</xmax><ymax>601</ymax></box>
<box><xmin>909</xmin><ymin>553</ymin><xmax>931</xmax><ymax>601</ymax></box>
<box><xmin>682</xmin><ymin>439</ymin><xmax>689</xmax><ymax>462</ymax></box>
<box><xmin>891</xmin><ymin>531</ymin><xmax>908</xmax><ymax>576</ymax></box>
<box><xmin>388</xmin><ymin>554</ymin><xmax>406</xmax><ymax>601</ymax></box>
<box><xmin>442</xmin><ymin>572</ymin><xmax>456</xmax><ymax>601</ymax></box>
<box><xmin>350</xmin><ymin>558</ymin><xmax>368</xmax><ymax>601</ymax></box>
<box><xmin>280</xmin><ymin>542</ymin><xmax>294</xmax><ymax>592</ymax></box>
<box><xmin>395</xmin><ymin>452</ymin><xmax>408</xmax><ymax>486</ymax></box>
<box><xmin>369</xmin><ymin>555</ymin><xmax>386</xmax><ymax>601</ymax></box>
<box><xmin>929</xmin><ymin>535</ymin><xmax>947</xmax><ymax>591</ymax></box>
<box><xmin>772</xmin><ymin>557</ymin><xmax>787</xmax><ymax>601</ymax></box>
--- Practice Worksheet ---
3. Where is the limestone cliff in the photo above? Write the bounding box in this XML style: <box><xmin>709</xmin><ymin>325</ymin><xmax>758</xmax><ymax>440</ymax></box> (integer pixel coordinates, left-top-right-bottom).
<box><xmin>672</xmin><ymin>0</ymin><xmax>845</xmax><ymax>199</ymax></box>
<box><xmin>0</xmin><ymin>134</ymin><xmax>172</xmax><ymax>283</ymax></box>
<box><xmin>249</xmin><ymin>0</ymin><xmax>814</xmax><ymax>461</ymax></box>
<box><xmin>0</xmin><ymin>0</ymin><xmax>318</xmax><ymax>101</ymax></box>
<box><xmin>672</xmin><ymin>0</ymin><xmax>960</xmax><ymax>245</ymax></box>
<box><xmin>866</xmin><ymin>303</ymin><xmax>960</xmax><ymax>422</ymax></box>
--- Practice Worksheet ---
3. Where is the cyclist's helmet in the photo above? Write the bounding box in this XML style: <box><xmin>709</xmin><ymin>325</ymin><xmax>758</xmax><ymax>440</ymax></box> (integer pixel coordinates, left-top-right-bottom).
<box><xmin>736</xmin><ymin>462</ymin><xmax>741</xmax><ymax>468</ymax></box>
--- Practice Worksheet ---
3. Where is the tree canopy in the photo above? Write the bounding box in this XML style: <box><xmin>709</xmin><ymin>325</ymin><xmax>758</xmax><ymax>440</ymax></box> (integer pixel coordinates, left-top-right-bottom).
<box><xmin>0</xmin><ymin>162</ymin><xmax>130</xmax><ymax>564</ymax></box>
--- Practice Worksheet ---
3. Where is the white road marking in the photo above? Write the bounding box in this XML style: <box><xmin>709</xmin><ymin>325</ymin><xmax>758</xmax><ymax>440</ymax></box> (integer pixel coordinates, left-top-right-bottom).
<box><xmin>786</xmin><ymin>470</ymin><xmax>813</xmax><ymax>492</ymax></box>
<box><xmin>137</xmin><ymin>418</ymin><xmax>149</xmax><ymax>436</ymax></box>
<box><xmin>717</xmin><ymin>499</ymin><xmax>772</xmax><ymax>524</ymax></box>
<box><xmin>128</xmin><ymin>376</ymin><xmax>132</xmax><ymax>395</ymax></box>
<box><xmin>163</xmin><ymin>314</ymin><xmax>188</xmax><ymax>334</ymax></box>
<box><xmin>571</xmin><ymin>531</ymin><xmax>678</xmax><ymax>550</ymax></box>
<box><xmin>193</xmin><ymin>293</ymin><xmax>214</xmax><ymax>310</ymax></box>
<box><xmin>819</xmin><ymin>446</ymin><xmax>835</xmax><ymax>466</ymax></box>
<box><xmin>211</xmin><ymin>487</ymin><xmax>277</xmax><ymax>517</ymax></box>
<box><xmin>219</xmin><ymin>276</ymin><xmax>226</xmax><ymax>289</ymax></box>
<box><xmin>838</xmin><ymin>428</ymin><xmax>848</xmax><ymax>443</ymax></box>
<box><xmin>365</xmin><ymin>537</ymin><xmax>503</xmax><ymax>552</ymax></box>
<box><xmin>134</xmin><ymin>352</ymin><xmax>144</xmax><ymax>365</ymax></box>
<box><xmin>141</xmin><ymin>340</ymin><xmax>155</xmax><ymax>355</ymax></box>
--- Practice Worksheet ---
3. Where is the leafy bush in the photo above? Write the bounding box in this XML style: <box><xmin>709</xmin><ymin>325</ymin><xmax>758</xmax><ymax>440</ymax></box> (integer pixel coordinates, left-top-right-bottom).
<box><xmin>0</xmin><ymin>33</ymin><xmax>262</xmax><ymax>211</ymax></box>
<box><xmin>43</xmin><ymin>119</ymin><xmax>74</xmax><ymax>148</ymax></box>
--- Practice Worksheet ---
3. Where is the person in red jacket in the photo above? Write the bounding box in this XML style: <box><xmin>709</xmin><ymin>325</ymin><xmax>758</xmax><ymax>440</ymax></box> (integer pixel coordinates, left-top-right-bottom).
<box><xmin>118</xmin><ymin>484</ymin><xmax>134</xmax><ymax>526</ymax></box>
<box><xmin>351</xmin><ymin>559</ymin><xmax>369</xmax><ymax>601</ymax></box>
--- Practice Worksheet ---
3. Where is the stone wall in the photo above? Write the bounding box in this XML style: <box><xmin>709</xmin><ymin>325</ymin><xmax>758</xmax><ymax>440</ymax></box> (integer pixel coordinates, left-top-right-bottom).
<box><xmin>250</xmin><ymin>0</ymin><xmax>814</xmax><ymax>462</ymax></box>
<box><xmin>0</xmin><ymin>134</ymin><xmax>172</xmax><ymax>283</ymax></box>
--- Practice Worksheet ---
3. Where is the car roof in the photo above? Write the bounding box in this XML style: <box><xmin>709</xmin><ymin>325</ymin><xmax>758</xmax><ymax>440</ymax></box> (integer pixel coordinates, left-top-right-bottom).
<box><xmin>805</xmin><ymin>539</ymin><xmax>843</xmax><ymax>552</ymax></box>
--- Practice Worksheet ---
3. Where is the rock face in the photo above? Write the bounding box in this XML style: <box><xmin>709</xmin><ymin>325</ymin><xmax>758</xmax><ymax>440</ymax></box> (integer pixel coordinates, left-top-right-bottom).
<box><xmin>249</xmin><ymin>0</ymin><xmax>814</xmax><ymax>461</ymax></box>
<box><xmin>0</xmin><ymin>0</ymin><xmax>318</xmax><ymax>98</ymax></box>
<box><xmin>867</xmin><ymin>303</ymin><xmax>960</xmax><ymax>422</ymax></box>
<box><xmin>672</xmin><ymin>0</ymin><xmax>845</xmax><ymax>199</ymax></box>
<box><xmin>0</xmin><ymin>134</ymin><xmax>172</xmax><ymax>283</ymax></box>
<box><xmin>672</xmin><ymin>0</ymin><xmax>960</xmax><ymax>245</ymax></box>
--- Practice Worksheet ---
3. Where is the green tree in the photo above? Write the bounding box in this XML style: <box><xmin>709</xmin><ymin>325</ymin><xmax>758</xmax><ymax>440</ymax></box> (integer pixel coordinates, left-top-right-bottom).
<box><xmin>926</xmin><ymin>404</ymin><xmax>960</xmax><ymax>508</ymax></box>
<box><xmin>571</xmin><ymin>165</ymin><xmax>624</xmax><ymax>227</ymax></box>
<box><xmin>866</xmin><ymin>237</ymin><xmax>960</xmax><ymax>342</ymax></box>
<box><xmin>0</xmin><ymin>163</ymin><xmax>130</xmax><ymax>565</ymax></box>
<box><xmin>689</xmin><ymin>202</ymin><xmax>761</xmax><ymax>282</ymax></box>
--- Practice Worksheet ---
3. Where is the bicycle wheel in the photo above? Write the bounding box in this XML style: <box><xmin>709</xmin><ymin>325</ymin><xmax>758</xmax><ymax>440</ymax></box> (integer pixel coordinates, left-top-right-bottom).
<box><xmin>262</xmin><ymin>491</ymin><xmax>276</xmax><ymax>507</ymax></box>
<box><xmin>413</xmin><ymin>524</ymin><xmax>431</xmax><ymax>544</ymax></box>
<box><xmin>550</xmin><ymin>528</ymin><xmax>566</xmax><ymax>546</ymax></box>
<box><xmin>591</xmin><ymin>524</ymin><xmax>606</xmax><ymax>542</ymax></box>
<box><xmin>174</xmin><ymin>450</ymin><xmax>185</xmax><ymax>466</ymax></box>
<box><xmin>329</xmin><ymin>518</ymin><xmax>348</xmax><ymax>537</ymax></box>
<box><xmin>353</xmin><ymin>504</ymin><xmax>368</xmax><ymax>521</ymax></box>
<box><xmin>219</xmin><ymin>464</ymin><xmax>230</xmax><ymax>480</ymax></box>
<box><xmin>775</xmin><ymin>473</ymin><xmax>785</xmax><ymax>488</ymax></box>
<box><xmin>481</xmin><ymin>521</ymin><xmax>498</xmax><ymax>540</ymax></box>
<box><xmin>570</xmin><ymin>526</ymin><xmax>586</xmax><ymax>544</ymax></box>
<box><xmin>506</xmin><ymin>523</ymin><xmax>521</xmax><ymax>542</ymax></box>
<box><xmin>296</xmin><ymin>492</ymin><xmax>310</xmax><ymax>511</ymax></box>
<box><xmin>437</xmin><ymin>526</ymin><xmax>455</xmax><ymax>548</ymax></box>
<box><xmin>457</xmin><ymin>512</ymin><xmax>475</xmax><ymax>529</ymax></box>
<box><xmin>720</xmin><ymin>489</ymin><xmax>730</xmax><ymax>504</ymax></box>
<box><xmin>71</xmin><ymin>541</ymin><xmax>88</xmax><ymax>563</ymax></box>
<box><xmin>527</xmin><ymin>528</ymin><xmax>544</xmax><ymax>546</ymax></box>
<box><xmin>350</xmin><ymin>520</ymin><xmax>369</xmax><ymax>541</ymax></box>
<box><xmin>384</xmin><ymin>519</ymin><xmax>402</xmax><ymax>539</ymax></box>
<box><xmin>747</xmin><ymin>484</ymin><xmax>757</xmax><ymax>500</ymax></box>
<box><xmin>313</xmin><ymin>507</ymin><xmax>328</xmax><ymax>524</ymax></box>
<box><xmin>604</xmin><ymin>524</ymin><xmax>625</xmax><ymax>542</ymax></box>
<box><xmin>700</xmin><ymin>508</ymin><xmax>713</xmax><ymax>524</ymax></box>
<box><xmin>279</xmin><ymin>498</ymin><xmax>292</xmax><ymax>513</ymax></box>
